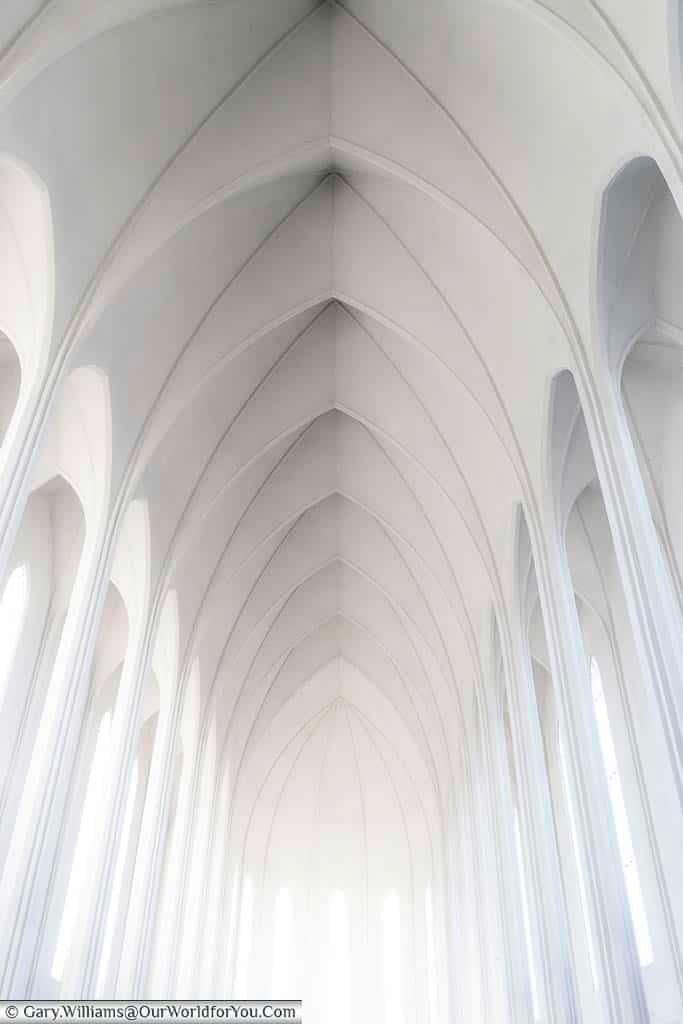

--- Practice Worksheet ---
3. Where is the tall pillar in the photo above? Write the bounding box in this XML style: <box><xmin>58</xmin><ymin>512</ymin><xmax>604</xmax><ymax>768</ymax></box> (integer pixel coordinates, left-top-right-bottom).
<box><xmin>505</xmin><ymin>618</ymin><xmax>580</xmax><ymax>1024</ymax></box>
<box><xmin>176</xmin><ymin>726</ymin><xmax>217</xmax><ymax>997</ymax></box>
<box><xmin>198</xmin><ymin>766</ymin><xmax>232</xmax><ymax>996</ymax></box>
<box><xmin>457</xmin><ymin>759</ymin><xmax>486</xmax><ymax>1021</ymax></box>
<box><xmin>0</xmin><ymin>526</ymin><xmax>110</xmax><ymax>997</ymax></box>
<box><xmin>0</xmin><ymin>390</ymin><xmax>50</xmax><ymax>582</ymax></box>
<box><xmin>484</xmin><ymin>686</ymin><xmax>536</xmax><ymax>1024</ymax></box>
<box><xmin>116</xmin><ymin>696</ymin><xmax>184</xmax><ymax>998</ymax></box>
<box><xmin>539</xmin><ymin>525</ymin><xmax>649</xmax><ymax>1024</ymax></box>
<box><xmin>588</xmin><ymin>376</ymin><xmax>683</xmax><ymax>801</ymax></box>
<box><xmin>61</xmin><ymin>607</ymin><xmax>152</xmax><ymax>997</ymax></box>
<box><xmin>471</xmin><ymin>702</ymin><xmax>515</xmax><ymax>1024</ymax></box>
<box><xmin>96</xmin><ymin>721</ymin><xmax>157</xmax><ymax>997</ymax></box>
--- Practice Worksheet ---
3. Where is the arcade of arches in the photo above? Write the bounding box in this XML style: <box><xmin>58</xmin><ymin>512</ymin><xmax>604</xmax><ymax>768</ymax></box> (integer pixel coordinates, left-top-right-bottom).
<box><xmin>0</xmin><ymin>2</ymin><xmax>683</xmax><ymax>1022</ymax></box>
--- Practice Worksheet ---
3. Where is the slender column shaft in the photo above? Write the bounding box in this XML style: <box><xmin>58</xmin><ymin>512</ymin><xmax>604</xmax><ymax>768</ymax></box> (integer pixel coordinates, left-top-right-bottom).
<box><xmin>471</xmin><ymin>713</ymin><xmax>512</xmax><ymax>1023</ymax></box>
<box><xmin>506</xmin><ymin>623</ymin><xmax>580</xmax><ymax>1024</ymax></box>
<box><xmin>97</xmin><ymin>728</ymin><xmax>155</xmax><ymax>997</ymax></box>
<box><xmin>589</xmin><ymin>378</ymin><xmax>683</xmax><ymax>802</ymax></box>
<box><xmin>486</xmin><ymin>695</ymin><xmax>535</xmax><ymax>1024</ymax></box>
<box><xmin>0</xmin><ymin>389</ymin><xmax>51</xmax><ymax>585</ymax></box>
<box><xmin>0</xmin><ymin>526</ymin><xmax>110</xmax><ymax>998</ymax></box>
<box><xmin>176</xmin><ymin>736</ymin><xmax>217</xmax><ymax>997</ymax></box>
<box><xmin>116</xmin><ymin>698</ymin><xmax>182</xmax><ymax>998</ymax></box>
<box><xmin>62</xmin><ymin>608</ymin><xmax>151</xmax><ymax>997</ymax></box>
<box><xmin>540</xmin><ymin>528</ymin><xmax>649</xmax><ymax>1024</ymax></box>
<box><xmin>199</xmin><ymin>770</ymin><xmax>232</xmax><ymax>996</ymax></box>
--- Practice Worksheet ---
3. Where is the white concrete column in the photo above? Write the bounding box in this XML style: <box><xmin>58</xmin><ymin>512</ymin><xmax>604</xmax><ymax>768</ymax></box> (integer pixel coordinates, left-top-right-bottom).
<box><xmin>151</xmin><ymin>734</ymin><xmax>197</xmax><ymax>997</ymax></box>
<box><xmin>213</xmin><ymin>851</ymin><xmax>242</xmax><ymax>996</ymax></box>
<box><xmin>456</xmin><ymin>766</ymin><xmax>486</xmax><ymax>1021</ymax></box>
<box><xmin>506</xmin><ymin>622</ymin><xmax>580</xmax><ymax>1024</ymax></box>
<box><xmin>0</xmin><ymin>388</ymin><xmax>50</xmax><ymax>581</ymax></box>
<box><xmin>540</xmin><ymin>526</ymin><xmax>650</xmax><ymax>1024</ymax></box>
<box><xmin>117</xmin><ymin>693</ymin><xmax>186</xmax><ymax>999</ymax></box>
<box><xmin>0</xmin><ymin>608</ymin><xmax>58</xmax><ymax>877</ymax></box>
<box><xmin>582</xmin><ymin>607</ymin><xmax>683</xmax><ymax>1017</ymax></box>
<box><xmin>206</xmin><ymin>772</ymin><xmax>245</xmax><ymax>996</ymax></box>
<box><xmin>176</xmin><ymin>728</ymin><xmax>218</xmax><ymax>997</ymax></box>
<box><xmin>485</xmin><ymin>692</ymin><xmax>537</xmax><ymax>1024</ymax></box>
<box><xmin>97</xmin><ymin>722</ymin><xmax>157</xmax><ymax>998</ymax></box>
<box><xmin>0</xmin><ymin>524</ymin><xmax>110</xmax><ymax>998</ymax></box>
<box><xmin>198</xmin><ymin>768</ymin><xmax>232</xmax><ymax>996</ymax></box>
<box><xmin>60</xmin><ymin>607</ymin><xmax>152</xmax><ymax>997</ymax></box>
<box><xmin>442</xmin><ymin>792</ymin><xmax>466</xmax><ymax>1024</ymax></box>
<box><xmin>470</xmin><ymin>706</ymin><xmax>514</xmax><ymax>1024</ymax></box>
<box><xmin>156</xmin><ymin>730</ymin><xmax>202</xmax><ymax>997</ymax></box>
<box><xmin>543</xmin><ymin>704</ymin><xmax>605</xmax><ymax>1020</ymax></box>
<box><xmin>589</xmin><ymin>377</ymin><xmax>683</xmax><ymax>802</ymax></box>
<box><xmin>41</xmin><ymin>684</ymin><xmax>113</xmax><ymax>998</ymax></box>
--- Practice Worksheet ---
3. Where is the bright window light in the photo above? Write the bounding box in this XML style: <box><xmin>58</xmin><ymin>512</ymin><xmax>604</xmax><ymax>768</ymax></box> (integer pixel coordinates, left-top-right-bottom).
<box><xmin>0</xmin><ymin>564</ymin><xmax>28</xmax><ymax>710</ymax></box>
<box><xmin>272</xmin><ymin>887</ymin><xmax>292</xmax><ymax>995</ymax></box>
<box><xmin>234</xmin><ymin>876</ymin><xmax>254</xmax><ymax>997</ymax></box>
<box><xmin>425</xmin><ymin>885</ymin><xmax>439</xmax><ymax>1023</ymax></box>
<box><xmin>327</xmin><ymin>891</ymin><xmax>350</xmax><ymax>1024</ymax></box>
<box><xmin>97</xmin><ymin>759</ymin><xmax>139</xmax><ymax>992</ymax></box>
<box><xmin>559</xmin><ymin>727</ymin><xmax>600</xmax><ymax>988</ymax></box>
<box><xmin>590</xmin><ymin>658</ymin><xmax>653</xmax><ymax>966</ymax></box>
<box><xmin>382</xmin><ymin>889</ymin><xmax>403</xmax><ymax>1024</ymax></box>
<box><xmin>513</xmin><ymin>810</ymin><xmax>542</xmax><ymax>1020</ymax></box>
<box><xmin>53</xmin><ymin>710</ymin><xmax>112</xmax><ymax>981</ymax></box>
<box><xmin>225</xmin><ymin>871</ymin><xmax>240</xmax><ymax>977</ymax></box>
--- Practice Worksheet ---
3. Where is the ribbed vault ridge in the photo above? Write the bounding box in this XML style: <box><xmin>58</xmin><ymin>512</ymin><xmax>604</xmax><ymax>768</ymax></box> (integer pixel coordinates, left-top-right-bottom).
<box><xmin>0</xmin><ymin>2</ymin><xmax>682</xmax><ymax>1023</ymax></box>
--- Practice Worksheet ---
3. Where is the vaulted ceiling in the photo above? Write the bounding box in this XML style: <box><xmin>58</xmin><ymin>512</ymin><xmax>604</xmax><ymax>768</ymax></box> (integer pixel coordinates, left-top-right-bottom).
<box><xmin>2</xmin><ymin>0</ymin><xmax>682</xmax><ymax>907</ymax></box>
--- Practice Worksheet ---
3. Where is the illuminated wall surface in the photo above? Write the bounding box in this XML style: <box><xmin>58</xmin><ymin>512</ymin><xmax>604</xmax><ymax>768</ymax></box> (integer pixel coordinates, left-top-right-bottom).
<box><xmin>0</xmin><ymin>3</ymin><xmax>682</xmax><ymax>1021</ymax></box>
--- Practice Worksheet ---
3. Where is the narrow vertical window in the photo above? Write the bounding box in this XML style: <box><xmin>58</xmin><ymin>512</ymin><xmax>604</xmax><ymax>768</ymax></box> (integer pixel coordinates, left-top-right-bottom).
<box><xmin>424</xmin><ymin>885</ymin><xmax>439</xmax><ymax>1023</ymax></box>
<box><xmin>272</xmin><ymin>886</ymin><xmax>292</xmax><ymax>995</ymax></box>
<box><xmin>0</xmin><ymin>565</ymin><xmax>28</xmax><ymax>710</ymax></box>
<box><xmin>97</xmin><ymin>759</ymin><xmax>139</xmax><ymax>991</ymax></box>
<box><xmin>53</xmin><ymin>710</ymin><xmax>112</xmax><ymax>981</ymax></box>
<box><xmin>382</xmin><ymin>889</ymin><xmax>402</xmax><ymax>1024</ymax></box>
<box><xmin>234</xmin><ymin>875</ymin><xmax>254</xmax><ymax>997</ymax></box>
<box><xmin>558</xmin><ymin>727</ymin><xmax>600</xmax><ymax>989</ymax></box>
<box><xmin>590</xmin><ymin>658</ymin><xmax>653</xmax><ymax>966</ymax></box>
<box><xmin>513</xmin><ymin>809</ymin><xmax>541</xmax><ymax>1019</ymax></box>
<box><xmin>327</xmin><ymin>891</ymin><xmax>350</xmax><ymax>1024</ymax></box>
